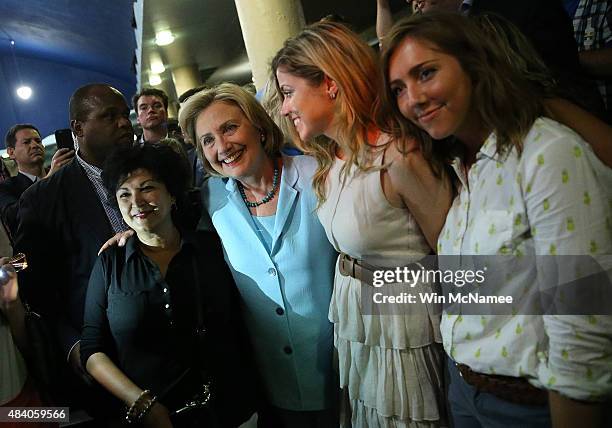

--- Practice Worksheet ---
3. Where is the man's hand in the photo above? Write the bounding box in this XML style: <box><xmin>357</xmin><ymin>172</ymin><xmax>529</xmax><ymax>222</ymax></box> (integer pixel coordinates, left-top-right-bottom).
<box><xmin>98</xmin><ymin>230</ymin><xmax>135</xmax><ymax>255</ymax></box>
<box><xmin>46</xmin><ymin>148</ymin><xmax>75</xmax><ymax>178</ymax></box>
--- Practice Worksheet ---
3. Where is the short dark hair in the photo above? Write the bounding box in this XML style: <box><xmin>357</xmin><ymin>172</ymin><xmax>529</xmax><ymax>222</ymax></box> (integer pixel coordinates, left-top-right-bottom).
<box><xmin>5</xmin><ymin>124</ymin><xmax>41</xmax><ymax>149</ymax></box>
<box><xmin>69</xmin><ymin>83</ymin><xmax>123</xmax><ymax>121</ymax></box>
<box><xmin>102</xmin><ymin>143</ymin><xmax>191</xmax><ymax>209</ymax></box>
<box><xmin>132</xmin><ymin>88</ymin><xmax>169</xmax><ymax>110</ymax></box>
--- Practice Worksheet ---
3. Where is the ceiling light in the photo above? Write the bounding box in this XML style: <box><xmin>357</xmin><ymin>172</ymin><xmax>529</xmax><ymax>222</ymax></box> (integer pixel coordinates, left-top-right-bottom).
<box><xmin>16</xmin><ymin>86</ymin><xmax>32</xmax><ymax>100</ymax></box>
<box><xmin>151</xmin><ymin>61</ymin><xmax>165</xmax><ymax>74</ymax></box>
<box><xmin>148</xmin><ymin>74</ymin><xmax>162</xmax><ymax>86</ymax></box>
<box><xmin>155</xmin><ymin>30</ymin><xmax>174</xmax><ymax>46</ymax></box>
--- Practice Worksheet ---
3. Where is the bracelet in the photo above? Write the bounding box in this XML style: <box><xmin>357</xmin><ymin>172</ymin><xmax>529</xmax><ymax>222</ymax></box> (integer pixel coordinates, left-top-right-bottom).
<box><xmin>125</xmin><ymin>389</ymin><xmax>158</xmax><ymax>424</ymax></box>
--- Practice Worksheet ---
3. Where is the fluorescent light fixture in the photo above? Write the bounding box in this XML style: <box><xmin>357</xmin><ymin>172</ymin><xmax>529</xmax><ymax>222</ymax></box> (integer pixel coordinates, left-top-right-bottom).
<box><xmin>151</xmin><ymin>61</ymin><xmax>165</xmax><ymax>74</ymax></box>
<box><xmin>155</xmin><ymin>30</ymin><xmax>174</xmax><ymax>46</ymax></box>
<box><xmin>16</xmin><ymin>86</ymin><xmax>32</xmax><ymax>100</ymax></box>
<box><xmin>148</xmin><ymin>74</ymin><xmax>162</xmax><ymax>86</ymax></box>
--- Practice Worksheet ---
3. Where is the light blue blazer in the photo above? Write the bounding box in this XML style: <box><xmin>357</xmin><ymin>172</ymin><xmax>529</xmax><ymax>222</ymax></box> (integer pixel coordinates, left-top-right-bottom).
<box><xmin>200</xmin><ymin>154</ymin><xmax>337</xmax><ymax>410</ymax></box>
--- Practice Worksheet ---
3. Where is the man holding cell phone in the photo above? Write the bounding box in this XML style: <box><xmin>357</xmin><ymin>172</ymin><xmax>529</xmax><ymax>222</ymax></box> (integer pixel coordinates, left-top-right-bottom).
<box><xmin>0</xmin><ymin>124</ymin><xmax>74</xmax><ymax>237</ymax></box>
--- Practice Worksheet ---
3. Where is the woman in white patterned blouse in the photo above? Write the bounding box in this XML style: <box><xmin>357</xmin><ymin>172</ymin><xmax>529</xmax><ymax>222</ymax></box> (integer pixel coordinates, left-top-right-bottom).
<box><xmin>380</xmin><ymin>12</ymin><xmax>612</xmax><ymax>428</ymax></box>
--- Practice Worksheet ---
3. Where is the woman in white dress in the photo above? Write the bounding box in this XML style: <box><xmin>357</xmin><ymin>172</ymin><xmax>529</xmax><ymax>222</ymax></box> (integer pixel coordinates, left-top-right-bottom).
<box><xmin>271</xmin><ymin>21</ymin><xmax>452</xmax><ymax>427</ymax></box>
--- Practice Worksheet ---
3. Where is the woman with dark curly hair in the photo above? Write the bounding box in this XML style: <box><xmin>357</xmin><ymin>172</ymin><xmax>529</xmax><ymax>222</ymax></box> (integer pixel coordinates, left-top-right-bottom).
<box><xmin>81</xmin><ymin>143</ymin><xmax>257</xmax><ymax>427</ymax></box>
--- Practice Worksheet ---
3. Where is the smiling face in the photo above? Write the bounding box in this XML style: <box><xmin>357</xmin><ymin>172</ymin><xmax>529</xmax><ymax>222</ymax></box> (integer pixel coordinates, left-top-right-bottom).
<box><xmin>276</xmin><ymin>68</ymin><xmax>336</xmax><ymax>141</ymax></box>
<box><xmin>8</xmin><ymin>128</ymin><xmax>45</xmax><ymax>168</ymax></box>
<box><xmin>116</xmin><ymin>168</ymin><xmax>175</xmax><ymax>235</ymax></box>
<box><xmin>388</xmin><ymin>36</ymin><xmax>476</xmax><ymax>142</ymax></box>
<box><xmin>195</xmin><ymin>101</ymin><xmax>267</xmax><ymax>179</ymax></box>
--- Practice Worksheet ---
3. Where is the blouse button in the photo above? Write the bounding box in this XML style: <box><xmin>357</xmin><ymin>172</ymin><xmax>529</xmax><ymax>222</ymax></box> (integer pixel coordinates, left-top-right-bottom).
<box><xmin>268</xmin><ymin>268</ymin><xmax>277</xmax><ymax>277</ymax></box>
<box><xmin>163</xmin><ymin>288</ymin><xmax>168</xmax><ymax>293</ymax></box>
<box><xmin>165</xmin><ymin>303</ymin><xmax>170</xmax><ymax>309</ymax></box>
<box><xmin>283</xmin><ymin>346</ymin><xmax>293</xmax><ymax>355</ymax></box>
<box><xmin>276</xmin><ymin>307</ymin><xmax>284</xmax><ymax>316</ymax></box>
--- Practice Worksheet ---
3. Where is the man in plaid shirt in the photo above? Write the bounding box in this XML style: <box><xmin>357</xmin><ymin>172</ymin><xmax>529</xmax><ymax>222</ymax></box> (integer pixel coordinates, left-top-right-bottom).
<box><xmin>566</xmin><ymin>0</ymin><xmax>612</xmax><ymax>122</ymax></box>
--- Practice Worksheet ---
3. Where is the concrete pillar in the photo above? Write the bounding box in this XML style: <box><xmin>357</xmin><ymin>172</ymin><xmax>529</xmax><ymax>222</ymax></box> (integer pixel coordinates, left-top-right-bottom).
<box><xmin>171</xmin><ymin>64</ymin><xmax>202</xmax><ymax>100</ymax></box>
<box><xmin>234</xmin><ymin>0</ymin><xmax>305</xmax><ymax>90</ymax></box>
<box><xmin>157</xmin><ymin>79</ymin><xmax>178</xmax><ymax>119</ymax></box>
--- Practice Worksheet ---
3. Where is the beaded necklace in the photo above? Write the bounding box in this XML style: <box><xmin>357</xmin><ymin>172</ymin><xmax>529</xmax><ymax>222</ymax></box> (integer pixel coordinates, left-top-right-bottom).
<box><xmin>238</xmin><ymin>167</ymin><xmax>279</xmax><ymax>208</ymax></box>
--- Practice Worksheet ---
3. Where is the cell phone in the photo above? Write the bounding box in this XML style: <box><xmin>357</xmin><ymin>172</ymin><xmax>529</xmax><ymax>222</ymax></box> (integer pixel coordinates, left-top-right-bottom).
<box><xmin>54</xmin><ymin>129</ymin><xmax>74</xmax><ymax>151</ymax></box>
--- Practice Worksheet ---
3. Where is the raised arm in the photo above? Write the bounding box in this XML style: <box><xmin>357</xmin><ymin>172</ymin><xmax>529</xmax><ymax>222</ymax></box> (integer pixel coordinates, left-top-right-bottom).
<box><xmin>376</xmin><ymin>0</ymin><xmax>394</xmax><ymax>47</ymax></box>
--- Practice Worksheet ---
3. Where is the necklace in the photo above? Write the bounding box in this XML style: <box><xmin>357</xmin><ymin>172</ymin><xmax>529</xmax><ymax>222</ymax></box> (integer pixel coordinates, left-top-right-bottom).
<box><xmin>238</xmin><ymin>167</ymin><xmax>279</xmax><ymax>208</ymax></box>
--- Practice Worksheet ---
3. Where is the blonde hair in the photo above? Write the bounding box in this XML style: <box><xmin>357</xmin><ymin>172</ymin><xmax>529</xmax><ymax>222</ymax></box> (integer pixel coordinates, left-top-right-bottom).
<box><xmin>260</xmin><ymin>72</ymin><xmax>292</xmax><ymax>146</ymax></box>
<box><xmin>178</xmin><ymin>83</ymin><xmax>283</xmax><ymax>177</ymax></box>
<box><xmin>380</xmin><ymin>12</ymin><xmax>546</xmax><ymax>163</ymax></box>
<box><xmin>271</xmin><ymin>21</ymin><xmax>381</xmax><ymax>203</ymax></box>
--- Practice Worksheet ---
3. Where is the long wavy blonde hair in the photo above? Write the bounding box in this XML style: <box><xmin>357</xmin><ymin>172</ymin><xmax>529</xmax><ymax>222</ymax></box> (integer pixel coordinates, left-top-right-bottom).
<box><xmin>271</xmin><ymin>21</ymin><xmax>382</xmax><ymax>204</ymax></box>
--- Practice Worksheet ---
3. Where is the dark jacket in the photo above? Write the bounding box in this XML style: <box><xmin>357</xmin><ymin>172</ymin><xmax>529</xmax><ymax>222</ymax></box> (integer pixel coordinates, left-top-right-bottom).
<box><xmin>471</xmin><ymin>0</ymin><xmax>605</xmax><ymax>115</ymax></box>
<box><xmin>0</xmin><ymin>172</ymin><xmax>35</xmax><ymax>237</ymax></box>
<box><xmin>471</xmin><ymin>0</ymin><xmax>581</xmax><ymax>75</ymax></box>
<box><xmin>15</xmin><ymin>158</ymin><xmax>113</xmax><ymax>357</ymax></box>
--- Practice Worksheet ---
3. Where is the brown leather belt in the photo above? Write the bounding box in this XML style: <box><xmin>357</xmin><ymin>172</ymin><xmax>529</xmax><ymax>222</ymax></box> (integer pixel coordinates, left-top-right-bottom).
<box><xmin>456</xmin><ymin>363</ymin><xmax>548</xmax><ymax>406</ymax></box>
<box><xmin>338</xmin><ymin>253</ymin><xmax>377</xmax><ymax>281</ymax></box>
<box><xmin>338</xmin><ymin>252</ymin><xmax>427</xmax><ymax>284</ymax></box>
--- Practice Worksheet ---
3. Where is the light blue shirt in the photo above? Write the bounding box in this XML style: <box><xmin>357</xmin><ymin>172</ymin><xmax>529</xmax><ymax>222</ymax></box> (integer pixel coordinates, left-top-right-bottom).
<box><xmin>200</xmin><ymin>155</ymin><xmax>338</xmax><ymax>410</ymax></box>
<box><xmin>251</xmin><ymin>214</ymin><xmax>275</xmax><ymax>254</ymax></box>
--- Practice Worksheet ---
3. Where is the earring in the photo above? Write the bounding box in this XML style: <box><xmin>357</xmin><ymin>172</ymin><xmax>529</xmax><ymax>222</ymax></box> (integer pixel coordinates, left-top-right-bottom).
<box><xmin>329</xmin><ymin>91</ymin><xmax>337</xmax><ymax>100</ymax></box>
<box><xmin>260</xmin><ymin>133</ymin><xmax>266</xmax><ymax>143</ymax></box>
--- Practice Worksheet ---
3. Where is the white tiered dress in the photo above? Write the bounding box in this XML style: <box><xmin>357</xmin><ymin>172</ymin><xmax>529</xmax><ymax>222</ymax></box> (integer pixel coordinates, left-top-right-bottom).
<box><xmin>317</xmin><ymin>155</ymin><xmax>444</xmax><ymax>427</ymax></box>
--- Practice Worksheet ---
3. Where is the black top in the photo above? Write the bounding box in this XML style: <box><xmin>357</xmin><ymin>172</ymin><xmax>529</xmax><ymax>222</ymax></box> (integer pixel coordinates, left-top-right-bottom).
<box><xmin>0</xmin><ymin>172</ymin><xmax>34</xmax><ymax>237</ymax></box>
<box><xmin>81</xmin><ymin>230</ymin><xmax>258</xmax><ymax>426</ymax></box>
<box><xmin>471</xmin><ymin>0</ymin><xmax>580</xmax><ymax>74</ymax></box>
